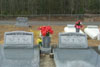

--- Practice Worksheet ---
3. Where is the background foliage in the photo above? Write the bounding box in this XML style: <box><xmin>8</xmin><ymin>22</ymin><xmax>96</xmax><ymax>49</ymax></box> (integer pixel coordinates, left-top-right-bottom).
<box><xmin>0</xmin><ymin>0</ymin><xmax>100</xmax><ymax>16</ymax></box>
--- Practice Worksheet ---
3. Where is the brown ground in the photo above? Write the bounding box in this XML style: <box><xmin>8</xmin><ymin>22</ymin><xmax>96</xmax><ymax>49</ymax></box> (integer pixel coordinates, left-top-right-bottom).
<box><xmin>40</xmin><ymin>55</ymin><xmax>55</xmax><ymax>67</ymax></box>
<box><xmin>0</xmin><ymin>25</ymin><xmax>100</xmax><ymax>46</ymax></box>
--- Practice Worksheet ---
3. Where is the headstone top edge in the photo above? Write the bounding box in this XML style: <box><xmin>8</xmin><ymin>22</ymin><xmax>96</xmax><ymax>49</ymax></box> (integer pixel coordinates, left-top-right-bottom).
<box><xmin>59</xmin><ymin>32</ymin><xmax>86</xmax><ymax>36</ymax></box>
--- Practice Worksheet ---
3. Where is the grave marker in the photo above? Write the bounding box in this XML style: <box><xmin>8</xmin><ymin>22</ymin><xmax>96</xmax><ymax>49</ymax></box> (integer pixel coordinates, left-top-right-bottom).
<box><xmin>4</xmin><ymin>31</ymin><xmax>34</xmax><ymax>48</ymax></box>
<box><xmin>67</xmin><ymin>24</ymin><xmax>75</xmax><ymax>28</ymax></box>
<box><xmin>98</xmin><ymin>45</ymin><xmax>100</xmax><ymax>51</ymax></box>
<box><xmin>15</xmin><ymin>17</ymin><xmax>29</xmax><ymax>26</ymax></box>
<box><xmin>97</xmin><ymin>33</ymin><xmax>100</xmax><ymax>40</ymax></box>
<box><xmin>1</xmin><ymin>31</ymin><xmax>40</xmax><ymax>67</ymax></box>
<box><xmin>59</xmin><ymin>32</ymin><xmax>88</xmax><ymax>48</ymax></box>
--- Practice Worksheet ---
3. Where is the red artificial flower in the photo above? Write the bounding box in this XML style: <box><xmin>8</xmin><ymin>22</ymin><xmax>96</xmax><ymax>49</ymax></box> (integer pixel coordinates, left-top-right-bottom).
<box><xmin>49</xmin><ymin>29</ymin><xmax>53</xmax><ymax>34</ymax></box>
<box><xmin>38</xmin><ymin>26</ymin><xmax>54</xmax><ymax>36</ymax></box>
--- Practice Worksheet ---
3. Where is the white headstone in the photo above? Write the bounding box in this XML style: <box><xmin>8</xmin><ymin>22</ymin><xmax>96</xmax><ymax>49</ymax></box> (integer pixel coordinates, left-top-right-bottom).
<box><xmin>59</xmin><ymin>33</ymin><xmax>88</xmax><ymax>48</ymax></box>
<box><xmin>67</xmin><ymin>24</ymin><xmax>75</xmax><ymax>28</ymax></box>
<box><xmin>84</xmin><ymin>25</ymin><xmax>99</xmax><ymax>39</ymax></box>
<box><xmin>15</xmin><ymin>17</ymin><xmax>29</xmax><ymax>26</ymax></box>
<box><xmin>87</xmin><ymin>25</ymin><xmax>98</xmax><ymax>29</ymax></box>
<box><xmin>4</xmin><ymin>31</ymin><xmax>34</xmax><ymax>48</ymax></box>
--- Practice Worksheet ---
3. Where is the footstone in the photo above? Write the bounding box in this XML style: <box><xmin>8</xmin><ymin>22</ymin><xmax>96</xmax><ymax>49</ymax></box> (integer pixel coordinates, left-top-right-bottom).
<box><xmin>15</xmin><ymin>17</ymin><xmax>29</xmax><ymax>26</ymax></box>
<box><xmin>59</xmin><ymin>33</ymin><xmax>88</xmax><ymax>48</ymax></box>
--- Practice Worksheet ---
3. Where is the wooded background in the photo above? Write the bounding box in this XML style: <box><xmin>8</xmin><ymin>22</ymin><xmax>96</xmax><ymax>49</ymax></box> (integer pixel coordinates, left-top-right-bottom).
<box><xmin>0</xmin><ymin>0</ymin><xmax>100</xmax><ymax>16</ymax></box>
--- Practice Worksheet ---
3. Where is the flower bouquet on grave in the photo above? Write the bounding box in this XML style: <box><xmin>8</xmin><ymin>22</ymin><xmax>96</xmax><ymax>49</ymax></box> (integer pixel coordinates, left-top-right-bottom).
<box><xmin>38</xmin><ymin>26</ymin><xmax>54</xmax><ymax>48</ymax></box>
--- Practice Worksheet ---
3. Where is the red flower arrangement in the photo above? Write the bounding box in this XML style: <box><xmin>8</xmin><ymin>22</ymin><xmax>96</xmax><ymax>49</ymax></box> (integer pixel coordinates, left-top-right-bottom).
<box><xmin>38</xmin><ymin>26</ymin><xmax>54</xmax><ymax>36</ymax></box>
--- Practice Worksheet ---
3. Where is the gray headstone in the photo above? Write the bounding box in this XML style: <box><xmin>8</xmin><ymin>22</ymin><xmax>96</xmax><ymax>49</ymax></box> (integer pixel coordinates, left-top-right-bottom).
<box><xmin>15</xmin><ymin>17</ymin><xmax>29</xmax><ymax>26</ymax></box>
<box><xmin>4</xmin><ymin>31</ymin><xmax>34</xmax><ymax>48</ymax></box>
<box><xmin>0</xmin><ymin>31</ymin><xmax>40</xmax><ymax>67</ymax></box>
<box><xmin>98</xmin><ymin>45</ymin><xmax>100</xmax><ymax>51</ymax></box>
<box><xmin>59</xmin><ymin>32</ymin><xmax>88</xmax><ymax>48</ymax></box>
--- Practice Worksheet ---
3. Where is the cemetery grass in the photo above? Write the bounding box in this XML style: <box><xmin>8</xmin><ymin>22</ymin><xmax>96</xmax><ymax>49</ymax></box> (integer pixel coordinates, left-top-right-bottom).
<box><xmin>0</xmin><ymin>25</ymin><xmax>100</xmax><ymax>47</ymax></box>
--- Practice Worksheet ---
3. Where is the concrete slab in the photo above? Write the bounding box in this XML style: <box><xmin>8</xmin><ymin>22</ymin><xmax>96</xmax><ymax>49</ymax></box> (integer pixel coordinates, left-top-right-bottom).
<box><xmin>0</xmin><ymin>45</ymin><xmax>40</xmax><ymax>67</ymax></box>
<box><xmin>54</xmin><ymin>48</ymin><xmax>99</xmax><ymax>67</ymax></box>
<box><xmin>84</xmin><ymin>25</ymin><xmax>99</xmax><ymax>39</ymax></box>
<box><xmin>97</xmin><ymin>55</ymin><xmax>100</xmax><ymax>67</ymax></box>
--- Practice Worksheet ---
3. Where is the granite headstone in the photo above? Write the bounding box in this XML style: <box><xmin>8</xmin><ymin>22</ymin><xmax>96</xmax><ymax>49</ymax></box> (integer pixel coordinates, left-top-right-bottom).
<box><xmin>0</xmin><ymin>31</ymin><xmax>40</xmax><ymax>67</ymax></box>
<box><xmin>4</xmin><ymin>31</ymin><xmax>34</xmax><ymax>48</ymax></box>
<box><xmin>59</xmin><ymin>32</ymin><xmax>88</xmax><ymax>48</ymax></box>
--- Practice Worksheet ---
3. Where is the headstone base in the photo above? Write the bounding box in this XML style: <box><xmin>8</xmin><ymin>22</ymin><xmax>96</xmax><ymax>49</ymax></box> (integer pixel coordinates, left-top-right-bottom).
<box><xmin>40</xmin><ymin>47</ymin><xmax>51</xmax><ymax>54</ymax></box>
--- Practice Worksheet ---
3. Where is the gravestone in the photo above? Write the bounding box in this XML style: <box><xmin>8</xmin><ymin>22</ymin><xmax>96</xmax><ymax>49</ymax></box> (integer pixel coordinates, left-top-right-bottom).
<box><xmin>67</xmin><ymin>24</ymin><xmax>75</xmax><ymax>28</ymax></box>
<box><xmin>4</xmin><ymin>31</ymin><xmax>33</xmax><ymax>48</ymax></box>
<box><xmin>97</xmin><ymin>33</ymin><xmax>100</xmax><ymax>40</ymax></box>
<box><xmin>59</xmin><ymin>32</ymin><xmax>88</xmax><ymax>48</ymax></box>
<box><xmin>54</xmin><ymin>32</ymin><xmax>100</xmax><ymax>67</ymax></box>
<box><xmin>0</xmin><ymin>31</ymin><xmax>40</xmax><ymax>67</ymax></box>
<box><xmin>15</xmin><ymin>17</ymin><xmax>29</xmax><ymax>26</ymax></box>
<box><xmin>98</xmin><ymin>45</ymin><xmax>100</xmax><ymax>51</ymax></box>
<box><xmin>64</xmin><ymin>24</ymin><xmax>84</xmax><ymax>34</ymax></box>
<box><xmin>84</xmin><ymin>25</ymin><xmax>99</xmax><ymax>39</ymax></box>
<box><xmin>87</xmin><ymin>25</ymin><xmax>98</xmax><ymax>28</ymax></box>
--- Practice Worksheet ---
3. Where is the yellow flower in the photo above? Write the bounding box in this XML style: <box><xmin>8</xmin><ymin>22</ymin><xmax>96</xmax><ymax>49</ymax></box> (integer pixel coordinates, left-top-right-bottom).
<box><xmin>29</xmin><ymin>29</ymin><xmax>34</xmax><ymax>33</ymax></box>
<box><xmin>37</xmin><ymin>38</ymin><xmax>42</xmax><ymax>44</ymax></box>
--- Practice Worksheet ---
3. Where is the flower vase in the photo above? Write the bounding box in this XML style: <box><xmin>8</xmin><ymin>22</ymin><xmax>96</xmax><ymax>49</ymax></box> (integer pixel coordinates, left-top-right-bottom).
<box><xmin>42</xmin><ymin>36</ymin><xmax>51</xmax><ymax>48</ymax></box>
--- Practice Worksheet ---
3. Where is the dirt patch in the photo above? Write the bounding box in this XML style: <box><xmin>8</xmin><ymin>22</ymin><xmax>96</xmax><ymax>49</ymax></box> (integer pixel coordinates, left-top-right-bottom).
<box><xmin>40</xmin><ymin>55</ymin><xmax>55</xmax><ymax>67</ymax></box>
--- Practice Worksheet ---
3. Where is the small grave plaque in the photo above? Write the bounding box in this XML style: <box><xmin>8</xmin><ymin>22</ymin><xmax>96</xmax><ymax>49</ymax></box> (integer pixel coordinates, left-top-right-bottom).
<box><xmin>59</xmin><ymin>33</ymin><xmax>88</xmax><ymax>48</ymax></box>
<box><xmin>15</xmin><ymin>17</ymin><xmax>29</xmax><ymax>26</ymax></box>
